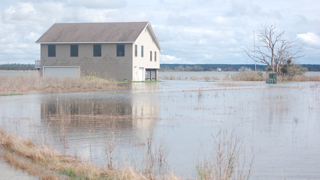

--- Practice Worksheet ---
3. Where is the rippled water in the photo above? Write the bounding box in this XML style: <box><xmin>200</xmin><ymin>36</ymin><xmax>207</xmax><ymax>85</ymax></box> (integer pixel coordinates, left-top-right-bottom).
<box><xmin>0</xmin><ymin>74</ymin><xmax>320</xmax><ymax>179</ymax></box>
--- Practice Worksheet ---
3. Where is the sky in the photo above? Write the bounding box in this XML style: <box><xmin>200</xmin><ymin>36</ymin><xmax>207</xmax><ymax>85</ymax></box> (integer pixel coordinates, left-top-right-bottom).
<box><xmin>0</xmin><ymin>0</ymin><xmax>319</xmax><ymax>65</ymax></box>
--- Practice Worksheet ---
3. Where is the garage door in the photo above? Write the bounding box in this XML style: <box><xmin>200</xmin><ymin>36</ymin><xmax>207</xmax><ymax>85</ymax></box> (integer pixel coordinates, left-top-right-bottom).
<box><xmin>43</xmin><ymin>66</ymin><xmax>80</xmax><ymax>78</ymax></box>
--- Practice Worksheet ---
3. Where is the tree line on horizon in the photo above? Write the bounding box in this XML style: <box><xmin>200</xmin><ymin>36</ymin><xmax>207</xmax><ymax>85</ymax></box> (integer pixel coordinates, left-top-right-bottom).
<box><xmin>160</xmin><ymin>64</ymin><xmax>320</xmax><ymax>72</ymax></box>
<box><xmin>0</xmin><ymin>64</ymin><xmax>36</xmax><ymax>71</ymax></box>
<box><xmin>1</xmin><ymin>63</ymin><xmax>320</xmax><ymax>71</ymax></box>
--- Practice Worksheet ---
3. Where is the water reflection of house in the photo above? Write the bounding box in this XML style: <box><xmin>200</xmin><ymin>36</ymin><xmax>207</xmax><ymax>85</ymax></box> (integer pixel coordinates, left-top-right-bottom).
<box><xmin>41</xmin><ymin>99</ymin><xmax>132</xmax><ymax>117</ymax></box>
<box><xmin>40</xmin><ymin>83</ymin><xmax>160</xmax><ymax>132</ymax></box>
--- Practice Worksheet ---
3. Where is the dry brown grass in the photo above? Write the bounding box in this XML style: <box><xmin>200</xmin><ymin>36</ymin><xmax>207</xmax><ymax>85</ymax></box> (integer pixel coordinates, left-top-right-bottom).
<box><xmin>1</xmin><ymin>151</ymin><xmax>61</xmax><ymax>180</ymax></box>
<box><xmin>0</xmin><ymin>127</ymin><xmax>179</xmax><ymax>180</ymax></box>
<box><xmin>225</xmin><ymin>71</ymin><xmax>320</xmax><ymax>82</ymax></box>
<box><xmin>196</xmin><ymin>129</ymin><xmax>254</xmax><ymax>180</ymax></box>
<box><xmin>224</xmin><ymin>72</ymin><xmax>266</xmax><ymax>81</ymax></box>
<box><xmin>278</xmin><ymin>75</ymin><xmax>320</xmax><ymax>82</ymax></box>
<box><xmin>0</xmin><ymin>75</ymin><xmax>120</xmax><ymax>95</ymax></box>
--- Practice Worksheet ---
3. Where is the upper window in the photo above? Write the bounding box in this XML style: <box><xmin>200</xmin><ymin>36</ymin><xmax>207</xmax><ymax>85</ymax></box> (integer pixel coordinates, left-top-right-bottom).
<box><xmin>135</xmin><ymin>45</ymin><xmax>138</xmax><ymax>57</ymax></box>
<box><xmin>141</xmin><ymin>45</ymin><xmax>144</xmax><ymax>57</ymax></box>
<box><xmin>117</xmin><ymin>44</ymin><xmax>125</xmax><ymax>56</ymax></box>
<box><xmin>70</xmin><ymin>45</ymin><xmax>78</xmax><ymax>57</ymax></box>
<box><xmin>155</xmin><ymin>51</ymin><xmax>157</xmax><ymax>62</ymax></box>
<box><xmin>48</xmin><ymin>45</ymin><xmax>56</xmax><ymax>57</ymax></box>
<box><xmin>150</xmin><ymin>51</ymin><xmax>152</xmax><ymax>61</ymax></box>
<box><xmin>93</xmin><ymin>44</ymin><xmax>101</xmax><ymax>57</ymax></box>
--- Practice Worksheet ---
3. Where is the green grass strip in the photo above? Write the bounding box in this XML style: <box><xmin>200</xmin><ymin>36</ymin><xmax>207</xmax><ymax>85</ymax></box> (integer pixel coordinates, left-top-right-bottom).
<box><xmin>0</xmin><ymin>93</ymin><xmax>23</xmax><ymax>96</ymax></box>
<box><xmin>119</xmin><ymin>80</ymin><xmax>162</xmax><ymax>83</ymax></box>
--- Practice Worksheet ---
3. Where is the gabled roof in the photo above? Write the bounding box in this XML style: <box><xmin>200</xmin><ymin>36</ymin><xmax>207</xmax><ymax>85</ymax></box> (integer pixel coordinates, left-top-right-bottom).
<box><xmin>36</xmin><ymin>22</ymin><xmax>161</xmax><ymax>50</ymax></box>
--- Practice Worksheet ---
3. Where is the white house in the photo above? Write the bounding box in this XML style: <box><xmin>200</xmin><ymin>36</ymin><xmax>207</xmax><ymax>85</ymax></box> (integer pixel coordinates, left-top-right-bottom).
<box><xmin>36</xmin><ymin>22</ymin><xmax>161</xmax><ymax>81</ymax></box>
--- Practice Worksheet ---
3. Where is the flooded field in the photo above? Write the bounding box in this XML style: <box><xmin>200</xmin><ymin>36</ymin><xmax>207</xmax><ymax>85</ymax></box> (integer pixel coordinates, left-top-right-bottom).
<box><xmin>0</xmin><ymin>79</ymin><xmax>320</xmax><ymax>179</ymax></box>
<box><xmin>157</xmin><ymin>71</ymin><xmax>320</xmax><ymax>80</ymax></box>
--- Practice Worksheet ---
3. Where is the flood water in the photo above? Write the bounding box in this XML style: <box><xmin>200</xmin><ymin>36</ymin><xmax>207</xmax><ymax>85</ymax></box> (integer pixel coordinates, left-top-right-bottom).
<box><xmin>0</xmin><ymin>72</ymin><xmax>320</xmax><ymax>179</ymax></box>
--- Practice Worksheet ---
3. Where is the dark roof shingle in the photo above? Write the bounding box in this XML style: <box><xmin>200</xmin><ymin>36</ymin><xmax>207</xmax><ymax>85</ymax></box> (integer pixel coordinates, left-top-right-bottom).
<box><xmin>36</xmin><ymin>22</ymin><xmax>149</xmax><ymax>43</ymax></box>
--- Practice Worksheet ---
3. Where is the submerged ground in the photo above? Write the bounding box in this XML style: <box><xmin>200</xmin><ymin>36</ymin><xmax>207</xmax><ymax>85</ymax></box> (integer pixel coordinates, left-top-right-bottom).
<box><xmin>0</xmin><ymin>71</ymin><xmax>320</xmax><ymax>179</ymax></box>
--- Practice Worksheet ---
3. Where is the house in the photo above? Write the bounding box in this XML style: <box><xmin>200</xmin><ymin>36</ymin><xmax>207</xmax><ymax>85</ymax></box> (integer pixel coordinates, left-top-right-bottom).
<box><xmin>36</xmin><ymin>22</ymin><xmax>161</xmax><ymax>81</ymax></box>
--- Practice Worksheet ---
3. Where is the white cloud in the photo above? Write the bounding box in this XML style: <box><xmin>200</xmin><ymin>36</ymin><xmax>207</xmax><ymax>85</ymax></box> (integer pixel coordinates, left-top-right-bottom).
<box><xmin>2</xmin><ymin>2</ymin><xmax>45</xmax><ymax>23</ymax></box>
<box><xmin>297</xmin><ymin>32</ymin><xmax>320</xmax><ymax>48</ymax></box>
<box><xmin>67</xmin><ymin>0</ymin><xmax>126</xmax><ymax>9</ymax></box>
<box><xmin>161</xmin><ymin>55</ymin><xmax>181</xmax><ymax>63</ymax></box>
<box><xmin>228</xmin><ymin>0</ymin><xmax>263</xmax><ymax>17</ymax></box>
<box><xmin>0</xmin><ymin>0</ymin><xmax>320</xmax><ymax>64</ymax></box>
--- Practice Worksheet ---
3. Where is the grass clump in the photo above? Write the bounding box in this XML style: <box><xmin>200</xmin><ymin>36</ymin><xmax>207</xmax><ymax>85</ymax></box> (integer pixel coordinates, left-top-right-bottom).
<box><xmin>196</xmin><ymin>129</ymin><xmax>254</xmax><ymax>180</ymax></box>
<box><xmin>225</xmin><ymin>71</ymin><xmax>265</xmax><ymax>81</ymax></box>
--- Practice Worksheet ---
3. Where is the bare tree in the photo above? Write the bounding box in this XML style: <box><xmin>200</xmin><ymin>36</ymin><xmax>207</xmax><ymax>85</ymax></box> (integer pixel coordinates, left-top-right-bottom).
<box><xmin>243</xmin><ymin>24</ymin><xmax>304</xmax><ymax>74</ymax></box>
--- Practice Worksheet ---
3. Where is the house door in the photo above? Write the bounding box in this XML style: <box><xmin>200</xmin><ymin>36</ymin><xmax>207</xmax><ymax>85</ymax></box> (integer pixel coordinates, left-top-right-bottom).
<box><xmin>138</xmin><ymin>67</ymin><xmax>144</xmax><ymax>81</ymax></box>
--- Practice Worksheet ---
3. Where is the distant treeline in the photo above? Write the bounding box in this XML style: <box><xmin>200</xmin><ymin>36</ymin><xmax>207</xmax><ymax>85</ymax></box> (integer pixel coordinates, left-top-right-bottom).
<box><xmin>0</xmin><ymin>64</ymin><xmax>36</xmax><ymax>70</ymax></box>
<box><xmin>160</xmin><ymin>64</ymin><xmax>320</xmax><ymax>72</ymax></box>
<box><xmin>1</xmin><ymin>63</ymin><xmax>320</xmax><ymax>71</ymax></box>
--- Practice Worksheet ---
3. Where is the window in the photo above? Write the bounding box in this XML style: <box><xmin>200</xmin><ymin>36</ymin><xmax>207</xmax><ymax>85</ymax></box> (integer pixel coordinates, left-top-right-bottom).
<box><xmin>135</xmin><ymin>45</ymin><xmax>137</xmax><ymax>57</ymax></box>
<box><xmin>141</xmin><ymin>45</ymin><xmax>144</xmax><ymax>57</ymax></box>
<box><xmin>70</xmin><ymin>45</ymin><xmax>78</xmax><ymax>57</ymax></box>
<box><xmin>155</xmin><ymin>51</ymin><xmax>157</xmax><ymax>62</ymax></box>
<box><xmin>93</xmin><ymin>44</ymin><xmax>101</xmax><ymax>57</ymax></box>
<box><xmin>48</xmin><ymin>45</ymin><xmax>55</xmax><ymax>57</ymax></box>
<box><xmin>150</xmin><ymin>51</ymin><xmax>152</xmax><ymax>61</ymax></box>
<box><xmin>117</xmin><ymin>44</ymin><xmax>125</xmax><ymax>56</ymax></box>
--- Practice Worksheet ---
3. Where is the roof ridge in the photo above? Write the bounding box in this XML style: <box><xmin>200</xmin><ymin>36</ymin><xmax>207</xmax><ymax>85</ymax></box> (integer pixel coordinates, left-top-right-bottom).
<box><xmin>36</xmin><ymin>22</ymin><xmax>150</xmax><ymax>43</ymax></box>
<box><xmin>54</xmin><ymin>21</ymin><xmax>149</xmax><ymax>24</ymax></box>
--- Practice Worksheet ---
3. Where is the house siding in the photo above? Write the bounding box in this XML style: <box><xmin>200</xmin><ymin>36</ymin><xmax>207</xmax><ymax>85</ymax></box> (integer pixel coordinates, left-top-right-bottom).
<box><xmin>132</xmin><ymin>26</ymin><xmax>160</xmax><ymax>81</ymax></box>
<box><xmin>41</xmin><ymin>43</ymin><xmax>133</xmax><ymax>81</ymax></box>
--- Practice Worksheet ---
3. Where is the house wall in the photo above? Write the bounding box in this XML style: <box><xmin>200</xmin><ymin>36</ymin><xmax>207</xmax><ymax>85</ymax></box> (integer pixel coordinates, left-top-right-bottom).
<box><xmin>132</xmin><ymin>26</ymin><xmax>160</xmax><ymax>81</ymax></box>
<box><xmin>40</xmin><ymin>43</ymin><xmax>133</xmax><ymax>81</ymax></box>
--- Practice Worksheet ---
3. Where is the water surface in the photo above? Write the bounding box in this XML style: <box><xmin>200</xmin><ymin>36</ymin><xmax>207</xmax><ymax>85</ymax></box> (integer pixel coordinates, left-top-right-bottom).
<box><xmin>0</xmin><ymin>76</ymin><xmax>319</xmax><ymax>179</ymax></box>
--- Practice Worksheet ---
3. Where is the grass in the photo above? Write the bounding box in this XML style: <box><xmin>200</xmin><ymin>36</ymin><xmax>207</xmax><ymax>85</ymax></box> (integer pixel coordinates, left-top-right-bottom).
<box><xmin>0</xmin><ymin>126</ymin><xmax>135</xmax><ymax>179</ymax></box>
<box><xmin>224</xmin><ymin>71</ymin><xmax>320</xmax><ymax>82</ymax></box>
<box><xmin>196</xmin><ymin>129</ymin><xmax>254</xmax><ymax>180</ymax></box>
<box><xmin>278</xmin><ymin>75</ymin><xmax>320</xmax><ymax>82</ymax></box>
<box><xmin>224</xmin><ymin>71</ymin><xmax>266</xmax><ymax>81</ymax></box>
<box><xmin>0</xmin><ymin>75</ymin><xmax>121</xmax><ymax>94</ymax></box>
<box><xmin>0</xmin><ymin>122</ymin><xmax>255</xmax><ymax>180</ymax></box>
<box><xmin>0</xmin><ymin>126</ymin><xmax>179</xmax><ymax>180</ymax></box>
<box><xmin>0</xmin><ymin>123</ymin><xmax>254</xmax><ymax>180</ymax></box>
<box><xmin>0</xmin><ymin>93</ymin><xmax>23</xmax><ymax>96</ymax></box>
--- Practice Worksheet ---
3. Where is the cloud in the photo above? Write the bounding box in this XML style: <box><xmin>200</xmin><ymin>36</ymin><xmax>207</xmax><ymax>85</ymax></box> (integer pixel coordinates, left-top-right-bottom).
<box><xmin>161</xmin><ymin>55</ymin><xmax>181</xmax><ymax>63</ymax></box>
<box><xmin>2</xmin><ymin>2</ymin><xmax>45</xmax><ymax>23</ymax></box>
<box><xmin>66</xmin><ymin>0</ymin><xmax>126</xmax><ymax>9</ymax></box>
<box><xmin>0</xmin><ymin>0</ymin><xmax>320</xmax><ymax>64</ymax></box>
<box><xmin>228</xmin><ymin>0</ymin><xmax>263</xmax><ymax>17</ymax></box>
<box><xmin>297</xmin><ymin>32</ymin><xmax>320</xmax><ymax>48</ymax></box>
